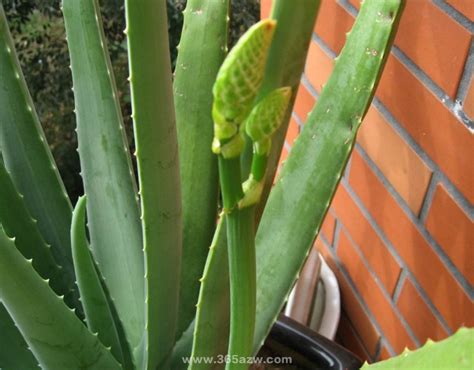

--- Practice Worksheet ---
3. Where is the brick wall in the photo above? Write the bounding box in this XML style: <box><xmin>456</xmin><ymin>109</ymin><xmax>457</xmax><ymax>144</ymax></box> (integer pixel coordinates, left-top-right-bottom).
<box><xmin>262</xmin><ymin>0</ymin><xmax>473</xmax><ymax>363</ymax></box>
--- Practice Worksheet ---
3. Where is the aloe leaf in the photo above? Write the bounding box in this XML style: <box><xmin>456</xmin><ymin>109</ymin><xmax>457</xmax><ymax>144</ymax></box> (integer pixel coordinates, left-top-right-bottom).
<box><xmin>241</xmin><ymin>0</ymin><xmax>322</xmax><ymax>208</ymax></box>
<box><xmin>171</xmin><ymin>2</ymin><xmax>321</xmax><ymax>365</ymax></box>
<box><xmin>363</xmin><ymin>328</ymin><xmax>473</xmax><ymax>369</ymax></box>
<box><xmin>125</xmin><ymin>1</ymin><xmax>182</xmax><ymax>368</ymax></box>
<box><xmin>62</xmin><ymin>0</ymin><xmax>144</xmax><ymax>361</ymax></box>
<box><xmin>174</xmin><ymin>0</ymin><xmax>229</xmax><ymax>339</ymax></box>
<box><xmin>0</xmin><ymin>305</ymin><xmax>38</xmax><ymax>370</ymax></box>
<box><xmin>0</xmin><ymin>4</ymin><xmax>75</xmax><ymax>289</ymax></box>
<box><xmin>71</xmin><ymin>196</ymin><xmax>125</xmax><ymax>365</ymax></box>
<box><xmin>0</xmin><ymin>160</ymin><xmax>77</xmax><ymax>308</ymax></box>
<box><xmin>169</xmin><ymin>219</ymin><xmax>230</xmax><ymax>370</ymax></box>
<box><xmin>0</xmin><ymin>226</ymin><xmax>121</xmax><ymax>369</ymax></box>
<box><xmin>171</xmin><ymin>320</ymin><xmax>197</xmax><ymax>370</ymax></box>
<box><xmin>253</xmin><ymin>0</ymin><xmax>405</xmax><ymax>352</ymax></box>
<box><xmin>190</xmin><ymin>218</ymin><xmax>230</xmax><ymax>370</ymax></box>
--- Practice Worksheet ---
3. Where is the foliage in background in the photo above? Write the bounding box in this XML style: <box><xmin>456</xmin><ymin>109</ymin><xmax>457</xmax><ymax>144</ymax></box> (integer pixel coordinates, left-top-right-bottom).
<box><xmin>0</xmin><ymin>0</ymin><xmax>409</xmax><ymax>368</ymax></box>
<box><xmin>2</xmin><ymin>0</ymin><xmax>259</xmax><ymax>203</ymax></box>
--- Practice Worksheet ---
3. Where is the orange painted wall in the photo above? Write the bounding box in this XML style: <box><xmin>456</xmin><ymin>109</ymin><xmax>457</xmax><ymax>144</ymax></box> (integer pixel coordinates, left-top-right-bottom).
<box><xmin>262</xmin><ymin>0</ymin><xmax>473</xmax><ymax>363</ymax></box>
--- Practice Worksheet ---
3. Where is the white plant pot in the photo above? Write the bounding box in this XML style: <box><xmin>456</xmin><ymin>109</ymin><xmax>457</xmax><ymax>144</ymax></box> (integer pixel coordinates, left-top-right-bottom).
<box><xmin>284</xmin><ymin>253</ymin><xmax>340</xmax><ymax>340</ymax></box>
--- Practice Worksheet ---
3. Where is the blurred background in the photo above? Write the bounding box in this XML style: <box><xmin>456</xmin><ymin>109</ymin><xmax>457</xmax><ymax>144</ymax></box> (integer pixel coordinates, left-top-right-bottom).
<box><xmin>2</xmin><ymin>0</ymin><xmax>259</xmax><ymax>203</ymax></box>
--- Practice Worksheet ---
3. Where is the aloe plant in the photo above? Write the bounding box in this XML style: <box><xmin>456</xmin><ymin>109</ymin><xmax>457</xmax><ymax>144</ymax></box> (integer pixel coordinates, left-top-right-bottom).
<box><xmin>0</xmin><ymin>0</ymin><xmax>405</xmax><ymax>369</ymax></box>
<box><xmin>363</xmin><ymin>328</ymin><xmax>473</xmax><ymax>369</ymax></box>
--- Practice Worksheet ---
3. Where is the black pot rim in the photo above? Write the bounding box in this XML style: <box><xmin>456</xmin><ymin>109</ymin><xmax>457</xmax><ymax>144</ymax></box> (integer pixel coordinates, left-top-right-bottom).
<box><xmin>266</xmin><ymin>314</ymin><xmax>363</xmax><ymax>370</ymax></box>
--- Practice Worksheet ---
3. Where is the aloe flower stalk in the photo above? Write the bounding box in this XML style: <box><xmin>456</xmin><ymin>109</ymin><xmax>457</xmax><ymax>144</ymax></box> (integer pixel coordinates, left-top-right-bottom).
<box><xmin>211</xmin><ymin>19</ymin><xmax>295</xmax><ymax>369</ymax></box>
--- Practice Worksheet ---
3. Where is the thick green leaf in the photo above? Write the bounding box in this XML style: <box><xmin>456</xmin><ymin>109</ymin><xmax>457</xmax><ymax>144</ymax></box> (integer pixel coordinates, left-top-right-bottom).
<box><xmin>125</xmin><ymin>1</ymin><xmax>182</xmax><ymax>368</ymax></box>
<box><xmin>171</xmin><ymin>1</ymin><xmax>320</xmax><ymax>365</ymax></box>
<box><xmin>363</xmin><ymin>328</ymin><xmax>473</xmax><ymax>369</ymax></box>
<box><xmin>171</xmin><ymin>320</ymin><xmax>196</xmax><ymax>370</ymax></box>
<box><xmin>0</xmin><ymin>160</ymin><xmax>76</xmax><ymax>307</ymax></box>
<box><xmin>255</xmin><ymin>0</ymin><xmax>321</xmax><ymax>209</ymax></box>
<box><xmin>62</xmin><ymin>0</ymin><xmax>144</xmax><ymax>361</ymax></box>
<box><xmin>0</xmin><ymin>305</ymin><xmax>38</xmax><ymax>370</ymax></box>
<box><xmin>174</xmin><ymin>0</ymin><xmax>229</xmax><ymax>339</ymax></box>
<box><xmin>0</xmin><ymin>4</ymin><xmax>75</xmax><ymax>290</ymax></box>
<box><xmin>71</xmin><ymin>196</ymin><xmax>125</xmax><ymax>365</ymax></box>
<box><xmin>0</xmin><ymin>226</ymin><xmax>121</xmax><ymax>369</ymax></box>
<box><xmin>190</xmin><ymin>218</ymin><xmax>230</xmax><ymax>370</ymax></box>
<box><xmin>242</xmin><ymin>0</ymin><xmax>321</xmax><ymax>209</ymax></box>
<box><xmin>253</xmin><ymin>0</ymin><xmax>405</xmax><ymax>352</ymax></box>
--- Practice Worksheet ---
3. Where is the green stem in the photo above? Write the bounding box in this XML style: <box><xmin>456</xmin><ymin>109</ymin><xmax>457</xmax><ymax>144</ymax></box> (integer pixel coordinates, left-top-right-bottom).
<box><xmin>217</xmin><ymin>154</ymin><xmax>256</xmax><ymax>368</ymax></box>
<box><xmin>218</xmin><ymin>156</ymin><xmax>244</xmax><ymax>211</ymax></box>
<box><xmin>250</xmin><ymin>152</ymin><xmax>268</xmax><ymax>182</ymax></box>
<box><xmin>226</xmin><ymin>207</ymin><xmax>256</xmax><ymax>370</ymax></box>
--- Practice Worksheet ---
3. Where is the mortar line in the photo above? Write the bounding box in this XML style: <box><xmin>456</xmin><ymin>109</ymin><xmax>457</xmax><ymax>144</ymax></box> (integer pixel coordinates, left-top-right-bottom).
<box><xmin>372</xmin><ymin>98</ymin><xmax>474</xmax><ymax>218</ymax></box>
<box><xmin>353</xmin><ymin>143</ymin><xmax>412</xmax><ymax>219</ymax></box>
<box><xmin>390</xmin><ymin>46</ymin><xmax>473</xmax><ymax>129</ymax></box>
<box><xmin>373</xmin><ymin>338</ymin><xmax>382</xmax><ymax>363</ymax></box>
<box><xmin>319</xmin><ymin>237</ymin><xmax>397</xmax><ymax>356</ymax></box>
<box><xmin>306</xmin><ymin>36</ymin><xmax>474</xmax><ymax>211</ymax></box>
<box><xmin>342</xmin><ymin>311</ymin><xmax>377</xmax><ymax>362</ymax></box>
<box><xmin>300</xmin><ymin>12</ymin><xmax>473</xmax><ymax>316</ymax></box>
<box><xmin>340</xmin><ymin>0</ymin><xmax>474</xmax><ymax>46</ymax></box>
<box><xmin>454</xmin><ymin>38</ymin><xmax>474</xmax><ymax>105</ymax></box>
<box><xmin>419</xmin><ymin>172</ymin><xmax>441</xmax><ymax>223</ymax></box>
<box><xmin>355</xmin><ymin>145</ymin><xmax>473</xmax><ymax>296</ymax></box>
<box><xmin>377</xmin><ymin>339</ymin><xmax>392</xmax><ymax>362</ymax></box>
<box><xmin>318</xmin><ymin>215</ymin><xmax>336</xmax><ymax>248</ymax></box>
<box><xmin>319</xmin><ymin>232</ymin><xmax>330</xmax><ymax>248</ymax></box>
<box><xmin>342</xmin><ymin>0</ymin><xmax>474</xmax><ymax>34</ymax></box>
<box><xmin>292</xmin><ymin>112</ymin><xmax>304</xmax><ymax>130</ymax></box>
<box><xmin>312</xmin><ymin>8</ymin><xmax>474</xmax><ymax>129</ymax></box>
<box><xmin>433</xmin><ymin>0</ymin><xmax>474</xmax><ymax>32</ymax></box>
<box><xmin>338</xmin><ymin>222</ymin><xmax>421</xmax><ymax>347</ymax></box>
<box><xmin>332</xmin><ymin>220</ymin><xmax>343</xmax><ymax>253</ymax></box>
<box><xmin>343</xmin><ymin>155</ymin><xmax>352</xmax><ymax>180</ymax></box>
<box><xmin>341</xmin><ymin>178</ymin><xmax>454</xmax><ymax>335</ymax></box>
<box><xmin>338</xmin><ymin>0</ymin><xmax>358</xmax><ymax>17</ymax></box>
<box><xmin>301</xmin><ymin>73</ymin><xmax>320</xmax><ymax>100</ymax></box>
<box><xmin>391</xmin><ymin>269</ymin><xmax>408</xmax><ymax>303</ymax></box>
<box><xmin>402</xmin><ymin>274</ymin><xmax>454</xmax><ymax>336</ymax></box>
<box><xmin>311</xmin><ymin>33</ymin><xmax>337</xmax><ymax>59</ymax></box>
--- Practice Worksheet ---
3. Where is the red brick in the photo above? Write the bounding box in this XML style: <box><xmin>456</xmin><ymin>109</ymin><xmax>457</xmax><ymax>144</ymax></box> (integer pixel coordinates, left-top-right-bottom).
<box><xmin>337</xmin><ymin>314</ymin><xmax>371</xmax><ymax>363</ymax></box>
<box><xmin>349</xmin><ymin>151</ymin><xmax>474</xmax><ymax>331</ymax></box>
<box><xmin>293</xmin><ymin>83</ymin><xmax>315</xmax><ymax>122</ymax></box>
<box><xmin>336</xmin><ymin>230</ymin><xmax>416</xmax><ymax>354</ymax></box>
<box><xmin>379</xmin><ymin>345</ymin><xmax>392</xmax><ymax>361</ymax></box>
<box><xmin>340</xmin><ymin>0</ymin><xmax>471</xmax><ymax>98</ymax></box>
<box><xmin>446</xmin><ymin>0</ymin><xmax>474</xmax><ymax>22</ymax></box>
<box><xmin>261</xmin><ymin>0</ymin><xmax>272</xmax><ymax>18</ymax></box>
<box><xmin>464</xmin><ymin>77</ymin><xmax>474</xmax><ymax>120</ymax></box>
<box><xmin>318</xmin><ymin>239</ymin><xmax>381</xmax><ymax>357</ymax></box>
<box><xmin>348</xmin><ymin>0</ymin><xmax>361</xmax><ymax>10</ymax></box>
<box><xmin>377</xmin><ymin>55</ymin><xmax>474</xmax><ymax>204</ymax></box>
<box><xmin>314</xmin><ymin>0</ymin><xmax>354</xmax><ymax>54</ymax></box>
<box><xmin>394</xmin><ymin>1</ymin><xmax>472</xmax><ymax>98</ymax></box>
<box><xmin>397</xmin><ymin>279</ymin><xmax>449</xmax><ymax>343</ymax></box>
<box><xmin>285</xmin><ymin>117</ymin><xmax>299</xmax><ymax>147</ymax></box>
<box><xmin>332</xmin><ymin>184</ymin><xmax>401</xmax><ymax>295</ymax></box>
<box><xmin>276</xmin><ymin>146</ymin><xmax>289</xmax><ymax>176</ymax></box>
<box><xmin>425</xmin><ymin>184</ymin><xmax>474</xmax><ymax>286</ymax></box>
<box><xmin>357</xmin><ymin>107</ymin><xmax>432</xmax><ymax>215</ymax></box>
<box><xmin>320</xmin><ymin>211</ymin><xmax>336</xmax><ymax>245</ymax></box>
<box><xmin>305</xmin><ymin>40</ymin><xmax>334</xmax><ymax>93</ymax></box>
